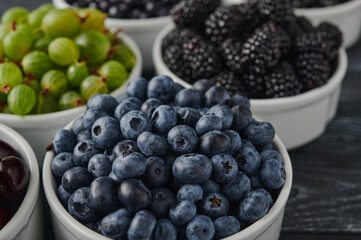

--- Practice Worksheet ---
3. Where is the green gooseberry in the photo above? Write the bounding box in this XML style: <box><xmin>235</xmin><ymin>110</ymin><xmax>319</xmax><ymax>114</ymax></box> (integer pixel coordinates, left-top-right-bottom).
<box><xmin>0</xmin><ymin>62</ymin><xmax>23</xmax><ymax>93</ymax></box>
<box><xmin>31</xmin><ymin>94</ymin><xmax>58</xmax><ymax>114</ymax></box>
<box><xmin>59</xmin><ymin>91</ymin><xmax>85</xmax><ymax>110</ymax></box>
<box><xmin>7</xmin><ymin>84</ymin><xmax>37</xmax><ymax>115</ymax></box>
<box><xmin>0</xmin><ymin>42</ymin><xmax>3</xmax><ymax>59</ymax></box>
<box><xmin>67</xmin><ymin>62</ymin><xmax>89</xmax><ymax>87</ymax></box>
<box><xmin>28</xmin><ymin>4</ymin><xmax>55</xmax><ymax>29</ymax></box>
<box><xmin>74</xmin><ymin>30</ymin><xmax>111</xmax><ymax>65</ymax></box>
<box><xmin>32</xmin><ymin>35</ymin><xmax>52</xmax><ymax>52</ymax></box>
<box><xmin>40</xmin><ymin>70</ymin><xmax>68</xmax><ymax>98</ymax></box>
<box><xmin>0</xmin><ymin>24</ymin><xmax>10</xmax><ymax>42</ymax></box>
<box><xmin>42</xmin><ymin>9</ymin><xmax>81</xmax><ymax>39</ymax></box>
<box><xmin>78</xmin><ymin>8</ymin><xmax>106</xmax><ymax>32</ymax></box>
<box><xmin>1</xmin><ymin>7</ymin><xmax>29</xmax><ymax>25</ymax></box>
<box><xmin>3</xmin><ymin>24</ymin><xmax>32</xmax><ymax>60</ymax></box>
<box><xmin>110</xmin><ymin>43</ymin><xmax>136</xmax><ymax>71</ymax></box>
<box><xmin>24</xmin><ymin>77</ymin><xmax>41</xmax><ymax>94</ymax></box>
<box><xmin>48</xmin><ymin>37</ymin><xmax>79</xmax><ymax>66</ymax></box>
<box><xmin>80</xmin><ymin>75</ymin><xmax>108</xmax><ymax>101</ymax></box>
<box><xmin>37</xmin><ymin>3</ymin><xmax>55</xmax><ymax>12</ymax></box>
<box><xmin>99</xmin><ymin>60</ymin><xmax>127</xmax><ymax>90</ymax></box>
<box><xmin>22</xmin><ymin>51</ymin><xmax>54</xmax><ymax>79</ymax></box>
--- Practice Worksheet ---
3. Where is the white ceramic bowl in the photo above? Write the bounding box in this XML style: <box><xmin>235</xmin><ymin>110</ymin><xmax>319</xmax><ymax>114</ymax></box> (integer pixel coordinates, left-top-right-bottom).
<box><xmin>0</xmin><ymin>32</ymin><xmax>142</xmax><ymax>165</ymax></box>
<box><xmin>43</xmin><ymin>119</ymin><xmax>292</xmax><ymax>240</ymax></box>
<box><xmin>52</xmin><ymin>0</ymin><xmax>171</xmax><ymax>70</ymax></box>
<box><xmin>153</xmin><ymin>23</ymin><xmax>348</xmax><ymax>150</ymax></box>
<box><xmin>0</xmin><ymin>123</ymin><xmax>42</xmax><ymax>240</ymax></box>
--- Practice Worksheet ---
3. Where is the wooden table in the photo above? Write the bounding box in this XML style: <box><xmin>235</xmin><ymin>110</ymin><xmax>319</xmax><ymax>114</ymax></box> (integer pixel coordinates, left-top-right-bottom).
<box><xmin>1</xmin><ymin>1</ymin><xmax>361</xmax><ymax>239</ymax></box>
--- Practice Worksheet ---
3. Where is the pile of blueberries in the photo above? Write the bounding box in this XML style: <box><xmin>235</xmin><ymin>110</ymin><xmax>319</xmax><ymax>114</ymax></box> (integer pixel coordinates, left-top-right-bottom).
<box><xmin>51</xmin><ymin>75</ymin><xmax>286</xmax><ymax>240</ymax></box>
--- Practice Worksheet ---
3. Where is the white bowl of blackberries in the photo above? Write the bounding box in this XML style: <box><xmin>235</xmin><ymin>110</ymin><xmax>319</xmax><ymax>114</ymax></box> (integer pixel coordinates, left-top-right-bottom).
<box><xmin>153</xmin><ymin>0</ymin><xmax>348</xmax><ymax>149</ymax></box>
<box><xmin>43</xmin><ymin>75</ymin><xmax>292</xmax><ymax>240</ymax></box>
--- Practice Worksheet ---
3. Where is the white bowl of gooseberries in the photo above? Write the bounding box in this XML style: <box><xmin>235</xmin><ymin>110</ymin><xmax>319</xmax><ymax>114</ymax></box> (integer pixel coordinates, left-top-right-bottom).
<box><xmin>0</xmin><ymin>4</ymin><xmax>142</xmax><ymax>163</ymax></box>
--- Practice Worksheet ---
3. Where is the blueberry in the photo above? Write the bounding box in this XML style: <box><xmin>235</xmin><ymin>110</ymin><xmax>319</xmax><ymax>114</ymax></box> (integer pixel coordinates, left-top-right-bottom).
<box><xmin>87</xmin><ymin>94</ymin><xmax>119</xmax><ymax>114</ymax></box>
<box><xmin>174</xmin><ymin>82</ymin><xmax>185</xmax><ymax>95</ymax></box>
<box><xmin>120</xmin><ymin>110</ymin><xmax>152</xmax><ymax>140</ymax></box>
<box><xmin>198</xmin><ymin>130</ymin><xmax>231</xmax><ymax>156</ymax></box>
<box><xmin>53</xmin><ymin>129</ymin><xmax>75</xmax><ymax>154</ymax></box>
<box><xmin>186</xmin><ymin>215</ymin><xmax>215</xmax><ymax>240</ymax></box>
<box><xmin>92</xmin><ymin>116</ymin><xmax>121</xmax><ymax>149</ymax></box>
<box><xmin>68</xmin><ymin>187</ymin><xmax>99</xmax><ymax>224</ymax></box>
<box><xmin>207</xmin><ymin>104</ymin><xmax>233</xmax><ymax>130</ymax></box>
<box><xmin>141</xmin><ymin>98</ymin><xmax>163</xmax><ymax>118</ymax></box>
<box><xmin>224</xmin><ymin>130</ymin><xmax>242</xmax><ymax>155</ymax></box>
<box><xmin>244</xmin><ymin>122</ymin><xmax>275</xmax><ymax>146</ymax></box>
<box><xmin>249</xmin><ymin>173</ymin><xmax>264</xmax><ymax>190</ymax></box>
<box><xmin>172</xmin><ymin>153</ymin><xmax>212</xmax><ymax>184</ymax></box>
<box><xmin>231</xmin><ymin>105</ymin><xmax>252</xmax><ymax>133</ymax></box>
<box><xmin>93</xmin><ymin>220</ymin><xmax>102</xmax><ymax>234</ymax></box>
<box><xmin>82</xmin><ymin>108</ymin><xmax>110</xmax><ymax>130</ymax></box>
<box><xmin>255</xmin><ymin>188</ymin><xmax>274</xmax><ymax>206</ymax></box>
<box><xmin>257</xmin><ymin>141</ymin><xmax>274</xmax><ymax>152</ymax></box>
<box><xmin>167</xmin><ymin>125</ymin><xmax>198</xmax><ymax>155</ymax></box>
<box><xmin>154</xmin><ymin>218</ymin><xmax>177</xmax><ymax>240</ymax></box>
<box><xmin>260</xmin><ymin>159</ymin><xmax>286</xmax><ymax>189</ymax></box>
<box><xmin>76</xmin><ymin>130</ymin><xmax>91</xmax><ymax>142</ymax></box>
<box><xmin>57</xmin><ymin>184</ymin><xmax>71</xmax><ymax>207</ymax></box>
<box><xmin>228</xmin><ymin>94</ymin><xmax>250</xmax><ymax>109</ymax></box>
<box><xmin>122</xmin><ymin>97</ymin><xmax>143</xmax><ymax>109</ymax></box>
<box><xmin>204</xmin><ymin>86</ymin><xmax>230</xmax><ymax>107</ymax></box>
<box><xmin>150</xmin><ymin>188</ymin><xmax>176</xmax><ymax>219</ymax></box>
<box><xmin>238</xmin><ymin>190</ymin><xmax>271</xmax><ymax>224</ymax></box>
<box><xmin>200</xmin><ymin>193</ymin><xmax>229</xmax><ymax>219</ymax></box>
<box><xmin>210</xmin><ymin>153</ymin><xmax>238</xmax><ymax>183</ymax></box>
<box><xmin>72</xmin><ymin>117</ymin><xmax>86</xmax><ymax>135</ymax></box>
<box><xmin>61</xmin><ymin>167</ymin><xmax>93</xmax><ymax>193</ymax></box>
<box><xmin>118</xmin><ymin>179</ymin><xmax>152</xmax><ymax>212</ymax></box>
<box><xmin>114</xmin><ymin>101</ymin><xmax>140</xmax><ymax>121</ymax></box>
<box><xmin>198</xmin><ymin>107</ymin><xmax>209</xmax><ymax>115</ymax></box>
<box><xmin>145</xmin><ymin>157</ymin><xmax>170</xmax><ymax>188</ymax></box>
<box><xmin>101</xmin><ymin>208</ymin><xmax>132</xmax><ymax>239</ymax></box>
<box><xmin>112</xmin><ymin>140</ymin><xmax>139</xmax><ymax>158</ymax></box>
<box><xmin>213</xmin><ymin>216</ymin><xmax>241</xmax><ymax>239</ymax></box>
<box><xmin>51</xmin><ymin>152</ymin><xmax>75</xmax><ymax>178</ymax></box>
<box><xmin>221</xmin><ymin>171</ymin><xmax>250</xmax><ymax>203</ymax></box>
<box><xmin>87</xmin><ymin>154</ymin><xmax>112</xmax><ymax>178</ymax></box>
<box><xmin>112</xmin><ymin>152</ymin><xmax>146</xmax><ymax>180</ymax></box>
<box><xmin>89</xmin><ymin>176</ymin><xmax>118</xmax><ymax>213</ymax></box>
<box><xmin>73</xmin><ymin>140</ymin><xmax>102</xmax><ymax>167</ymax></box>
<box><xmin>235</xmin><ymin>147</ymin><xmax>261</xmax><ymax>176</ymax></box>
<box><xmin>127</xmin><ymin>210</ymin><xmax>157</xmax><ymax>240</ymax></box>
<box><xmin>193</xmin><ymin>79</ymin><xmax>214</xmax><ymax>96</ymax></box>
<box><xmin>176</xmin><ymin>184</ymin><xmax>203</xmax><ymax>203</ymax></box>
<box><xmin>151</xmin><ymin>105</ymin><xmax>177</xmax><ymax>134</ymax></box>
<box><xmin>175</xmin><ymin>88</ymin><xmax>202</xmax><ymax>108</ymax></box>
<box><xmin>201</xmin><ymin>179</ymin><xmax>220</xmax><ymax>196</ymax></box>
<box><xmin>177</xmin><ymin>107</ymin><xmax>201</xmax><ymax>127</ymax></box>
<box><xmin>195</xmin><ymin>115</ymin><xmax>222</xmax><ymax>136</ymax></box>
<box><xmin>108</xmin><ymin>171</ymin><xmax>121</xmax><ymax>183</ymax></box>
<box><xmin>260</xmin><ymin>150</ymin><xmax>283</xmax><ymax>164</ymax></box>
<box><xmin>242</xmin><ymin>139</ymin><xmax>256</xmax><ymax>150</ymax></box>
<box><xmin>169</xmin><ymin>200</ymin><xmax>197</xmax><ymax>226</ymax></box>
<box><xmin>147</xmin><ymin>75</ymin><xmax>176</xmax><ymax>103</ymax></box>
<box><xmin>127</xmin><ymin>77</ymin><xmax>148</xmax><ymax>100</ymax></box>
<box><xmin>137</xmin><ymin>131</ymin><xmax>168</xmax><ymax>156</ymax></box>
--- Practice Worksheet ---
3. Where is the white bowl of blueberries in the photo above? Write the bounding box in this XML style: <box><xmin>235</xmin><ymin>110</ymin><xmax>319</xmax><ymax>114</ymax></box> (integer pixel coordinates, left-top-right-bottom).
<box><xmin>43</xmin><ymin>75</ymin><xmax>292</xmax><ymax>240</ymax></box>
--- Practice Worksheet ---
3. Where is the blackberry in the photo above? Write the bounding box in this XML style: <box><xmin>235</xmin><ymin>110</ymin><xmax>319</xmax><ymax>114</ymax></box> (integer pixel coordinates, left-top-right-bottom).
<box><xmin>220</xmin><ymin>38</ymin><xmax>243</xmax><ymax>74</ymax></box>
<box><xmin>242</xmin><ymin>72</ymin><xmax>265</xmax><ymax>98</ymax></box>
<box><xmin>284</xmin><ymin>14</ymin><xmax>314</xmax><ymax>39</ymax></box>
<box><xmin>290</xmin><ymin>0</ymin><xmax>314</xmax><ymax>8</ymax></box>
<box><xmin>211</xmin><ymin>71</ymin><xmax>246</xmax><ymax>96</ymax></box>
<box><xmin>295</xmin><ymin>52</ymin><xmax>331</xmax><ymax>91</ymax></box>
<box><xmin>316</xmin><ymin>22</ymin><xmax>343</xmax><ymax>53</ymax></box>
<box><xmin>258</xmin><ymin>0</ymin><xmax>293</xmax><ymax>27</ymax></box>
<box><xmin>235</xmin><ymin>2</ymin><xmax>263</xmax><ymax>38</ymax></box>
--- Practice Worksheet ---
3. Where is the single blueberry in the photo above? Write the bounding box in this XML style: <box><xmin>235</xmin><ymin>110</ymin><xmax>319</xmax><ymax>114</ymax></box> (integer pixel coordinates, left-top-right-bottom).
<box><xmin>244</xmin><ymin>122</ymin><xmax>275</xmax><ymax>146</ymax></box>
<box><xmin>235</xmin><ymin>147</ymin><xmax>261</xmax><ymax>176</ymax></box>
<box><xmin>193</xmin><ymin>79</ymin><xmax>215</xmax><ymax>96</ymax></box>
<box><xmin>167</xmin><ymin>125</ymin><xmax>198</xmax><ymax>155</ymax></box>
<box><xmin>150</xmin><ymin>188</ymin><xmax>176</xmax><ymax>219</ymax></box>
<box><xmin>141</xmin><ymin>98</ymin><xmax>163</xmax><ymax>118</ymax></box>
<box><xmin>112</xmin><ymin>152</ymin><xmax>146</xmax><ymax>180</ymax></box>
<box><xmin>118</xmin><ymin>179</ymin><xmax>152</xmax><ymax>212</ymax></box>
<box><xmin>260</xmin><ymin>150</ymin><xmax>283</xmax><ymax>164</ymax></box>
<box><xmin>82</xmin><ymin>108</ymin><xmax>109</xmax><ymax>130</ymax></box>
<box><xmin>101</xmin><ymin>208</ymin><xmax>132</xmax><ymax>239</ymax></box>
<box><xmin>112</xmin><ymin>140</ymin><xmax>139</xmax><ymax>158</ymax></box>
<box><xmin>169</xmin><ymin>200</ymin><xmax>197</xmax><ymax>226</ymax></box>
<box><xmin>93</xmin><ymin>220</ymin><xmax>102</xmax><ymax>234</ymax></box>
<box><xmin>76</xmin><ymin>130</ymin><xmax>91</xmax><ymax>142</ymax></box>
<box><xmin>224</xmin><ymin>130</ymin><xmax>242</xmax><ymax>155</ymax></box>
<box><xmin>51</xmin><ymin>152</ymin><xmax>75</xmax><ymax>178</ymax></box>
<box><xmin>68</xmin><ymin>187</ymin><xmax>99</xmax><ymax>224</ymax></box>
<box><xmin>201</xmin><ymin>179</ymin><xmax>220</xmax><ymax>196</ymax></box>
<box><xmin>210</xmin><ymin>153</ymin><xmax>238</xmax><ymax>183</ymax></box>
<box><xmin>198</xmin><ymin>130</ymin><xmax>231</xmax><ymax>157</ymax></box>
<box><xmin>238</xmin><ymin>190</ymin><xmax>271</xmax><ymax>224</ymax></box>
<box><xmin>61</xmin><ymin>167</ymin><xmax>93</xmax><ymax>193</ymax></box>
<box><xmin>53</xmin><ymin>129</ymin><xmax>75</xmax><ymax>154</ymax></box>
<box><xmin>73</xmin><ymin>140</ymin><xmax>102</xmax><ymax>167</ymax></box>
<box><xmin>231</xmin><ymin>105</ymin><xmax>252</xmax><ymax>133</ymax></box>
<box><xmin>213</xmin><ymin>216</ymin><xmax>241</xmax><ymax>239</ymax></box>
<box><xmin>176</xmin><ymin>184</ymin><xmax>203</xmax><ymax>203</ymax></box>
<box><xmin>186</xmin><ymin>215</ymin><xmax>215</xmax><ymax>240</ymax></box>
<box><xmin>195</xmin><ymin>115</ymin><xmax>222</xmax><ymax>136</ymax></box>
<box><xmin>92</xmin><ymin>116</ymin><xmax>121</xmax><ymax>149</ymax></box>
<box><xmin>147</xmin><ymin>75</ymin><xmax>176</xmax><ymax>103</ymax></box>
<box><xmin>151</xmin><ymin>105</ymin><xmax>177</xmax><ymax>134</ymax></box>
<box><xmin>228</xmin><ymin>94</ymin><xmax>250</xmax><ymax>108</ymax></box>
<box><xmin>174</xmin><ymin>82</ymin><xmax>185</xmax><ymax>95</ymax></box>
<box><xmin>57</xmin><ymin>185</ymin><xmax>71</xmax><ymax>208</ymax></box>
<box><xmin>127</xmin><ymin>210</ymin><xmax>157</xmax><ymax>240</ymax></box>
<box><xmin>260</xmin><ymin>159</ymin><xmax>286</xmax><ymax>189</ymax></box>
<box><xmin>137</xmin><ymin>131</ymin><xmax>168</xmax><ymax>157</ymax></box>
<box><xmin>257</xmin><ymin>141</ymin><xmax>274</xmax><ymax>152</ymax></box>
<box><xmin>87</xmin><ymin>94</ymin><xmax>119</xmax><ymax>114</ymax></box>
<box><xmin>127</xmin><ymin>77</ymin><xmax>148</xmax><ymax>100</ymax></box>
<box><xmin>114</xmin><ymin>101</ymin><xmax>139</xmax><ymax>121</ymax></box>
<box><xmin>204</xmin><ymin>86</ymin><xmax>230</xmax><ymax>107</ymax></box>
<box><xmin>122</xmin><ymin>97</ymin><xmax>143</xmax><ymax>109</ymax></box>
<box><xmin>175</xmin><ymin>88</ymin><xmax>202</xmax><ymax>108</ymax></box>
<box><xmin>154</xmin><ymin>218</ymin><xmax>177</xmax><ymax>240</ymax></box>
<box><xmin>199</xmin><ymin>193</ymin><xmax>229</xmax><ymax>219</ymax></box>
<box><xmin>177</xmin><ymin>107</ymin><xmax>202</xmax><ymax>127</ymax></box>
<box><xmin>242</xmin><ymin>139</ymin><xmax>256</xmax><ymax>150</ymax></box>
<box><xmin>221</xmin><ymin>171</ymin><xmax>251</xmax><ymax>203</ymax></box>
<box><xmin>172</xmin><ymin>153</ymin><xmax>212</xmax><ymax>184</ymax></box>
<box><xmin>72</xmin><ymin>117</ymin><xmax>86</xmax><ymax>135</ymax></box>
<box><xmin>145</xmin><ymin>157</ymin><xmax>170</xmax><ymax>188</ymax></box>
<box><xmin>120</xmin><ymin>110</ymin><xmax>152</xmax><ymax>140</ymax></box>
<box><xmin>88</xmin><ymin>154</ymin><xmax>112</xmax><ymax>177</ymax></box>
<box><xmin>207</xmin><ymin>104</ymin><xmax>234</xmax><ymax>130</ymax></box>
<box><xmin>255</xmin><ymin>188</ymin><xmax>274</xmax><ymax>206</ymax></box>
<box><xmin>89</xmin><ymin>176</ymin><xmax>119</xmax><ymax>213</ymax></box>
<box><xmin>249</xmin><ymin>173</ymin><xmax>264</xmax><ymax>190</ymax></box>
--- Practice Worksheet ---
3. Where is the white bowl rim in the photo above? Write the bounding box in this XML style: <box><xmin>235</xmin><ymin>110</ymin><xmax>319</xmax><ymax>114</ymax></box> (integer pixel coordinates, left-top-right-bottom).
<box><xmin>153</xmin><ymin>23</ymin><xmax>348</xmax><ymax>113</ymax></box>
<box><xmin>294</xmin><ymin>0</ymin><xmax>361</xmax><ymax>14</ymax></box>
<box><xmin>42</xmin><ymin>116</ymin><xmax>292</xmax><ymax>240</ymax></box>
<box><xmin>0</xmin><ymin>31</ymin><xmax>142</xmax><ymax>126</ymax></box>
<box><xmin>0</xmin><ymin>122</ymin><xmax>40</xmax><ymax>239</ymax></box>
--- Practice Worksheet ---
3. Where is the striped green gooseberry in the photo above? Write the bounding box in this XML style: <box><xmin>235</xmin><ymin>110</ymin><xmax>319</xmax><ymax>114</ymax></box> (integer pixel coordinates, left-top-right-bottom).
<box><xmin>78</xmin><ymin>8</ymin><xmax>106</xmax><ymax>32</ymax></box>
<box><xmin>42</xmin><ymin>9</ymin><xmax>81</xmax><ymax>39</ymax></box>
<box><xmin>28</xmin><ymin>3</ymin><xmax>55</xmax><ymax>29</ymax></box>
<box><xmin>22</xmin><ymin>50</ymin><xmax>54</xmax><ymax>79</ymax></box>
<box><xmin>3</xmin><ymin>22</ymin><xmax>32</xmax><ymax>61</ymax></box>
<box><xmin>0</xmin><ymin>62</ymin><xmax>22</xmax><ymax>94</ymax></box>
<box><xmin>31</xmin><ymin>94</ymin><xmax>58</xmax><ymax>114</ymax></box>
<box><xmin>59</xmin><ymin>91</ymin><xmax>85</xmax><ymax>111</ymax></box>
<box><xmin>1</xmin><ymin>7</ymin><xmax>29</xmax><ymax>25</ymax></box>
<box><xmin>99</xmin><ymin>60</ymin><xmax>127</xmax><ymax>90</ymax></box>
<box><xmin>7</xmin><ymin>84</ymin><xmax>37</xmax><ymax>115</ymax></box>
<box><xmin>48</xmin><ymin>37</ymin><xmax>79</xmax><ymax>66</ymax></box>
<box><xmin>40</xmin><ymin>70</ymin><xmax>68</xmax><ymax>99</ymax></box>
<box><xmin>80</xmin><ymin>75</ymin><xmax>108</xmax><ymax>101</ymax></box>
<box><xmin>109</xmin><ymin>43</ymin><xmax>136</xmax><ymax>71</ymax></box>
<box><xmin>32</xmin><ymin>35</ymin><xmax>52</xmax><ymax>52</ymax></box>
<box><xmin>67</xmin><ymin>62</ymin><xmax>89</xmax><ymax>87</ymax></box>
